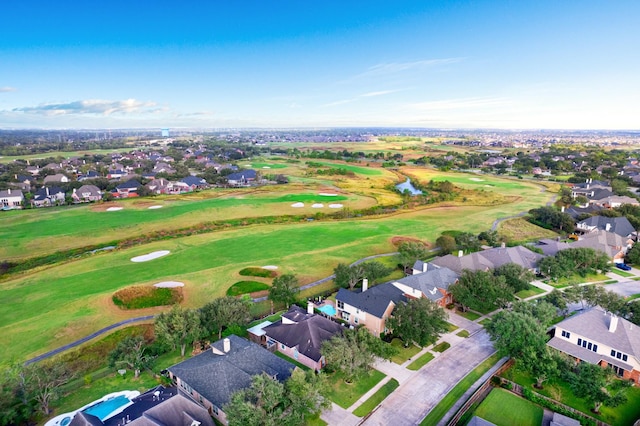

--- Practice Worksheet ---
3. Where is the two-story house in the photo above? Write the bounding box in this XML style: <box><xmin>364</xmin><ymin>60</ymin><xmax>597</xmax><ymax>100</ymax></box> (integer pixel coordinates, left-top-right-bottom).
<box><xmin>0</xmin><ymin>189</ymin><xmax>24</xmax><ymax>210</ymax></box>
<box><xmin>548</xmin><ymin>307</ymin><xmax>640</xmax><ymax>384</ymax></box>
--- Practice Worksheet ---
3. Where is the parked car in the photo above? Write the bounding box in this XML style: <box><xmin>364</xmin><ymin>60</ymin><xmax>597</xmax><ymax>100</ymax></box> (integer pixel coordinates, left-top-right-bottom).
<box><xmin>616</xmin><ymin>263</ymin><xmax>632</xmax><ymax>271</ymax></box>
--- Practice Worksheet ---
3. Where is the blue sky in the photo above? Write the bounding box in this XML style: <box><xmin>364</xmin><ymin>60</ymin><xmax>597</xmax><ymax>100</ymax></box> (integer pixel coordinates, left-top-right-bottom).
<box><xmin>1</xmin><ymin>1</ymin><xmax>638</xmax><ymax>129</ymax></box>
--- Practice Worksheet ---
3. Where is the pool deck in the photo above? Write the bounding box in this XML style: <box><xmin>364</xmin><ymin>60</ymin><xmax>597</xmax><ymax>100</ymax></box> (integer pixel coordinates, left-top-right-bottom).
<box><xmin>45</xmin><ymin>390</ymin><xmax>140</xmax><ymax>426</ymax></box>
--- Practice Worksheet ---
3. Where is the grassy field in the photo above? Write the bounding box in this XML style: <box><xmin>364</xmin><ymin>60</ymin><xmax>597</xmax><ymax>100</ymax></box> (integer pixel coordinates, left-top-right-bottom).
<box><xmin>473</xmin><ymin>388</ymin><xmax>543</xmax><ymax>426</ymax></box>
<box><xmin>389</xmin><ymin>338</ymin><xmax>422</xmax><ymax>364</ymax></box>
<box><xmin>325</xmin><ymin>369</ymin><xmax>386</xmax><ymax>409</ymax></box>
<box><xmin>496</xmin><ymin>217</ymin><xmax>558</xmax><ymax>243</ymax></box>
<box><xmin>352</xmin><ymin>378</ymin><xmax>399</xmax><ymax>417</ymax></box>
<box><xmin>407</xmin><ymin>352</ymin><xmax>434</xmax><ymax>371</ymax></box>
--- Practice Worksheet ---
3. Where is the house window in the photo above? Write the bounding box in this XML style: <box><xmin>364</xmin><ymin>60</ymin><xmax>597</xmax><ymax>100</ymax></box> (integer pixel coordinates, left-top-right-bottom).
<box><xmin>354</xmin><ymin>317</ymin><xmax>359</xmax><ymax>324</ymax></box>
<box><xmin>294</xmin><ymin>349</ymin><xmax>299</xmax><ymax>359</ymax></box>
<box><xmin>577</xmin><ymin>338</ymin><xmax>582</xmax><ymax>346</ymax></box>
<box><xmin>616</xmin><ymin>352</ymin><xmax>622</xmax><ymax>359</ymax></box>
<box><xmin>587</xmin><ymin>342</ymin><xmax>592</xmax><ymax>350</ymax></box>
<box><xmin>611</xmin><ymin>349</ymin><xmax>616</xmax><ymax>357</ymax></box>
<box><xmin>213</xmin><ymin>406</ymin><xmax>219</xmax><ymax>415</ymax></box>
<box><xmin>342</xmin><ymin>312</ymin><xmax>350</xmax><ymax>321</ymax></box>
<box><xmin>593</xmin><ymin>344</ymin><xmax>598</xmax><ymax>352</ymax></box>
<box><xmin>582</xmin><ymin>340</ymin><xmax>587</xmax><ymax>348</ymax></box>
<box><xmin>267</xmin><ymin>339</ymin><xmax>276</xmax><ymax>348</ymax></box>
<box><xmin>337</xmin><ymin>300</ymin><xmax>344</xmax><ymax>309</ymax></box>
<box><xmin>623</xmin><ymin>354</ymin><xmax>628</xmax><ymax>362</ymax></box>
<box><xmin>562</xmin><ymin>330</ymin><xmax>571</xmax><ymax>339</ymax></box>
<box><xmin>280</xmin><ymin>343</ymin><xmax>285</xmax><ymax>350</ymax></box>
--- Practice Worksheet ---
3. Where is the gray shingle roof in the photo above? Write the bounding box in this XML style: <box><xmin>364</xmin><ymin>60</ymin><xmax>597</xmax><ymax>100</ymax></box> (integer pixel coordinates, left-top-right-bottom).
<box><xmin>571</xmin><ymin>230</ymin><xmax>628</xmax><ymax>257</ymax></box>
<box><xmin>577</xmin><ymin>216</ymin><xmax>635</xmax><ymax>237</ymax></box>
<box><xmin>393</xmin><ymin>267</ymin><xmax>459</xmax><ymax>302</ymax></box>
<box><xmin>336</xmin><ymin>282</ymin><xmax>407</xmax><ymax>318</ymax></box>
<box><xmin>551</xmin><ymin>307</ymin><xmax>640</xmax><ymax>360</ymax></box>
<box><xmin>429</xmin><ymin>246</ymin><xmax>543</xmax><ymax>275</ymax></box>
<box><xmin>167</xmin><ymin>335</ymin><xmax>294</xmax><ymax>409</ymax></box>
<box><xmin>263</xmin><ymin>308</ymin><xmax>343</xmax><ymax>362</ymax></box>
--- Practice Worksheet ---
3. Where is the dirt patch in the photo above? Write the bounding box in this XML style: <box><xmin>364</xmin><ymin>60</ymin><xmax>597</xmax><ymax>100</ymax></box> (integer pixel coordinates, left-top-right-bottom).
<box><xmin>390</xmin><ymin>236</ymin><xmax>431</xmax><ymax>248</ymax></box>
<box><xmin>90</xmin><ymin>202</ymin><xmax>121</xmax><ymax>212</ymax></box>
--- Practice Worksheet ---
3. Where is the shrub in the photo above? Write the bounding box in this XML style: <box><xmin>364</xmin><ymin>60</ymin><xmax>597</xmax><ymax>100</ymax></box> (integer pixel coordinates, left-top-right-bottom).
<box><xmin>112</xmin><ymin>286</ymin><xmax>183</xmax><ymax>309</ymax></box>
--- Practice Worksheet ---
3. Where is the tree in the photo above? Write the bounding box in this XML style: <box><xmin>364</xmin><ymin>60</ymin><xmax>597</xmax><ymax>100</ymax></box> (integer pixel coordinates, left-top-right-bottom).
<box><xmin>540</xmin><ymin>248</ymin><xmax>610</xmax><ymax>279</ymax></box>
<box><xmin>435</xmin><ymin>235</ymin><xmax>456</xmax><ymax>254</ymax></box>
<box><xmin>360</xmin><ymin>261</ymin><xmax>393</xmax><ymax>285</ymax></box>
<box><xmin>396</xmin><ymin>241</ymin><xmax>430</xmax><ymax>273</ymax></box>
<box><xmin>333</xmin><ymin>263</ymin><xmax>363</xmax><ymax>290</ymax></box>
<box><xmin>108</xmin><ymin>335</ymin><xmax>153</xmax><ymax>378</ymax></box>
<box><xmin>511</xmin><ymin>300</ymin><xmax>557</xmax><ymax>327</ymax></box>
<box><xmin>21</xmin><ymin>361</ymin><xmax>72</xmax><ymax>416</ymax></box>
<box><xmin>224</xmin><ymin>370</ymin><xmax>330</xmax><ymax>426</ymax></box>
<box><xmin>387</xmin><ymin>298</ymin><xmax>448</xmax><ymax>347</ymax></box>
<box><xmin>625</xmin><ymin>243</ymin><xmax>640</xmax><ymax>265</ymax></box>
<box><xmin>485</xmin><ymin>310</ymin><xmax>548</xmax><ymax>368</ymax></box>
<box><xmin>450</xmin><ymin>270</ymin><xmax>514</xmax><ymax>312</ymax></box>
<box><xmin>268</xmin><ymin>274</ymin><xmax>299</xmax><ymax>310</ymax></box>
<box><xmin>200</xmin><ymin>296</ymin><xmax>251</xmax><ymax>340</ymax></box>
<box><xmin>568</xmin><ymin>362</ymin><xmax>629</xmax><ymax>413</ymax></box>
<box><xmin>528</xmin><ymin>206</ymin><xmax>575</xmax><ymax>232</ymax></box>
<box><xmin>493</xmin><ymin>263</ymin><xmax>535</xmax><ymax>293</ymax></box>
<box><xmin>154</xmin><ymin>305</ymin><xmax>202</xmax><ymax>357</ymax></box>
<box><xmin>321</xmin><ymin>328</ymin><xmax>397</xmax><ymax>382</ymax></box>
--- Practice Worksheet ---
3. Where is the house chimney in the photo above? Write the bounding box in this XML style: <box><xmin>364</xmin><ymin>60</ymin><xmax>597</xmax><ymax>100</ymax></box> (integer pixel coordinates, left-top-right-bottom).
<box><xmin>422</xmin><ymin>262</ymin><xmax>428</xmax><ymax>273</ymax></box>
<box><xmin>46</xmin><ymin>187</ymin><xmax>49</xmax><ymax>196</ymax></box>
<box><xmin>223</xmin><ymin>338</ymin><xmax>231</xmax><ymax>353</ymax></box>
<box><xmin>458</xmin><ymin>250</ymin><xmax>464</xmax><ymax>258</ymax></box>
<box><xmin>609</xmin><ymin>314</ymin><xmax>618</xmax><ymax>333</ymax></box>
<box><xmin>362</xmin><ymin>278</ymin><xmax>368</xmax><ymax>292</ymax></box>
<box><xmin>501</xmin><ymin>242</ymin><xmax>506</xmax><ymax>249</ymax></box>
<box><xmin>586</xmin><ymin>184</ymin><xmax>590</xmax><ymax>189</ymax></box>
<box><xmin>606</xmin><ymin>223</ymin><xmax>611</xmax><ymax>232</ymax></box>
<box><xmin>307</xmin><ymin>301</ymin><xmax>314</xmax><ymax>315</ymax></box>
<box><xmin>561</xmin><ymin>206</ymin><xmax>565</xmax><ymax>212</ymax></box>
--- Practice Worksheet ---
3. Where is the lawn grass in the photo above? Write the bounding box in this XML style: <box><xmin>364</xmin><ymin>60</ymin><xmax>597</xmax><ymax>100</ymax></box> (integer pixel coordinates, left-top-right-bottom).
<box><xmin>454</xmin><ymin>310</ymin><xmax>481</xmax><ymax>321</ymax></box>
<box><xmin>305</xmin><ymin>414</ymin><xmax>327</xmax><ymax>426</ymax></box>
<box><xmin>407</xmin><ymin>352</ymin><xmax>435</xmax><ymax>371</ymax></box>
<box><xmin>456</xmin><ymin>330</ymin><xmax>470</xmax><ymax>338</ymax></box>
<box><xmin>389</xmin><ymin>338</ymin><xmax>422</xmax><ymax>364</ymax></box>
<box><xmin>473</xmin><ymin>388</ymin><xmax>543</xmax><ymax>426</ymax></box>
<box><xmin>352</xmin><ymin>378</ymin><xmax>400</xmax><ymax>417</ymax></box>
<box><xmin>496</xmin><ymin>217</ymin><xmax>558</xmax><ymax>243</ymax></box>
<box><xmin>325</xmin><ymin>369</ymin><xmax>386</xmax><ymax>409</ymax></box>
<box><xmin>609</xmin><ymin>269</ymin><xmax>634</xmax><ymax>277</ymax></box>
<box><xmin>515</xmin><ymin>285</ymin><xmax>546</xmax><ymax>299</ymax></box>
<box><xmin>478</xmin><ymin>318</ymin><xmax>492</xmax><ymax>327</ymax></box>
<box><xmin>446</xmin><ymin>322</ymin><xmax>459</xmax><ymax>332</ymax></box>
<box><xmin>604</xmin><ymin>280</ymin><xmax>618</xmax><ymax>284</ymax></box>
<box><xmin>226</xmin><ymin>280</ymin><xmax>270</xmax><ymax>296</ymax></box>
<box><xmin>626</xmin><ymin>293</ymin><xmax>640</xmax><ymax>301</ymax></box>
<box><xmin>548</xmin><ymin>273</ymin><xmax>610</xmax><ymax>287</ymax></box>
<box><xmin>420</xmin><ymin>354</ymin><xmax>501</xmax><ymax>425</ymax></box>
<box><xmin>432</xmin><ymin>342</ymin><xmax>451</xmax><ymax>353</ymax></box>
<box><xmin>238</xmin><ymin>267</ymin><xmax>277</xmax><ymax>278</ymax></box>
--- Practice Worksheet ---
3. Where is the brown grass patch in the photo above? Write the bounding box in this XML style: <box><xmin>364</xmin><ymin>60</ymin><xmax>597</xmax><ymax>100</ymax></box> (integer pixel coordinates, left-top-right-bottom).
<box><xmin>112</xmin><ymin>285</ymin><xmax>183</xmax><ymax>309</ymax></box>
<box><xmin>90</xmin><ymin>202</ymin><xmax>121</xmax><ymax>212</ymax></box>
<box><xmin>390</xmin><ymin>236</ymin><xmax>430</xmax><ymax>248</ymax></box>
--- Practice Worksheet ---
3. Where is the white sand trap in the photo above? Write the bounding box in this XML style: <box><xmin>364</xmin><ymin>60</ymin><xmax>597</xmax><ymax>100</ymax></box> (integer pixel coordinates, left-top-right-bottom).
<box><xmin>469</xmin><ymin>178</ymin><xmax>484</xmax><ymax>182</ymax></box>
<box><xmin>291</xmin><ymin>202</ymin><xmax>305</xmax><ymax>208</ymax></box>
<box><xmin>329</xmin><ymin>203</ymin><xmax>343</xmax><ymax>208</ymax></box>
<box><xmin>312</xmin><ymin>203</ymin><xmax>324</xmax><ymax>208</ymax></box>
<box><xmin>484</xmin><ymin>184</ymin><xmax>493</xmax><ymax>187</ymax></box>
<box><xmin>106</xmin><ymin>207</ymin><xmax>123</xmax><ymax>211</ymax></box>
<box><xmin>262</xmin><ymin>265</ymin><xmax>278</xmax><ymax>270</ymax></box>
<box><xmin>148</xmin><ymin>205</ymin><xmax>163</xmax><ymax>209</ymax></box>
<box><xmin>131</xmin><ymin>250</ymin><xmax>170</xmax><ymax>263</ymax></box>
<box><xmin>154</xmin><ymin>281</ymin><xmax>184</xmax><ymax>288</ymax></box>
<box><xmin>319</xmin><ymin>192</ymin><xmax>338</xmax><ymax>196</ymax></box>
<box><xmin>262</xmin><ymin>166</ymin><xmax>271</xmax><ymax>169</ymax></box>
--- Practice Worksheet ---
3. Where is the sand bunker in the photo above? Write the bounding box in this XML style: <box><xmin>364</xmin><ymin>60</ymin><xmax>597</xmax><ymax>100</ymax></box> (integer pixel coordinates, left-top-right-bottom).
<box><xmin>262</xmin><ymin>265</ymin><xmax>278</xmax><ymax>270</ymax></box>
<box><xmin>319</xmin><ymin>192</ymin><xmax>338</xmax><ymax>196</ymax></box>
<box><xmin>154</xmin><ymin>281</ymin><xmax>184</xmax><ymax>288</ymax></box>
<box><xmin>469</xmin><ymin>178</ymin><xmax>484</xmax><ymax>182</ymax></box>
<box><xmin>291</xmin><ymin>202</ymin><xmax>305</xmax><ymax>208</ymax></box>
<box><xmin>262</xmin><ymin>166</ymin><xmax>271</xmax><ymax>169</ymax></box>
<box><xmin>106</xmin><ymin>207</ymin><xmax>123</xmax><ymax>211</ymax></box>
<box><xmin>312</xmin><ymin>203</ymin><xmax>324</xmax><ymax>208</ymax></box>
<box><xmin>148</xmin><ymin>205</ymin><xmax>163</xmax><ymax>209</ymax></box>
<box><xmin>131</xmin><ymin>250</ymin><xmax>170</xmax><ymax>263</ymax></box>
<box><xmin>329</xmin><ymin>204</ymin><xmax>343</xmax><ymax>208</ymax></box>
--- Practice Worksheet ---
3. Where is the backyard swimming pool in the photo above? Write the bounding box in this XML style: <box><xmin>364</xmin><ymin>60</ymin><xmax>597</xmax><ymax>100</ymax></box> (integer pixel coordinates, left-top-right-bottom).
<box><xmin>318</xmin><ymin>304</ymin><xmax>336</xmax><ymax>316</ymax></box>
<box><xmin>83</xmin><ymin>395</ymin><xmax>131</xmax><ymax>420</ymax></box>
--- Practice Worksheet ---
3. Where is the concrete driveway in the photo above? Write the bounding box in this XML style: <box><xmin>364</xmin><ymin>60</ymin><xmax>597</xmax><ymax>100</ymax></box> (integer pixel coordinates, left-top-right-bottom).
<box><xmin>362</xmin><ymin>330</ymin><xmax>495</xmax><ymax>426</ymax></box>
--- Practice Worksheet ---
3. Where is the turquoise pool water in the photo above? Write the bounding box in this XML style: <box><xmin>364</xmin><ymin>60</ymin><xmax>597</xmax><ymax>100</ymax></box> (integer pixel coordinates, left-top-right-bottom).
<box><xmin>83</xmin><ymin>395</ymin><xmax>130</xmax><ymax>421</ymax></box>
<box><xmin>318</xmin><ymin>305</ymin><xmax>336</xmax><ymax>316</ymax></box>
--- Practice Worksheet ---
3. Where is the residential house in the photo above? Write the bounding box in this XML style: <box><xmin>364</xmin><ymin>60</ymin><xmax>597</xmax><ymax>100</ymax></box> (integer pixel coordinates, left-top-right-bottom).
<box><xmin>32</xmin><ymin>186</ymin><xmax>65</xmax><ymax>207</ymax></box>
<box><xmin>226</xmin><ymin>169</ymin><xmax>257</xmax><ymax>186</ymax></box>
<box><xmin>548</xmin><ymin>306</ymin><xmax>640</xmax><ymax>384</ymax></box>
<box><xmin>182</xmin><ymin>175</ymin><xmax>209</xmax><ymax>190</ymax></box>
<box><xmin>69</xmin><ymin>386</ymin><xmax>214</xmax><ymax>426</ymax></box>
<box><xmin>153</xmin><ymin>162</ymin><xmax>177</xmax><ymax>175</ymax></box>
<box><xmin>145</xmin><ymin>178</ymin><xmax>172</xmax><ymax>195</ymax></box>
<box><xmin>107</xmin><ymin>169</ymin><xmax>127</xmax><ymax>179</ymax></box>
<box><xmin>262</xmin><ymin>305</ymin><xmax>343</xmax><ymax>371</ymax></box>
<box><xmin>533</xmin><ymin>238</ymin><xmax>571</xmax><ymax>257</ymax></box>
<box><xmin>392</xmin><ymin>266</ymin><xmax>459</xmax><ymax>307</ymax></box>
<box><xmin>576</xmin><ymin>216</ymin><xmax>635</xmax><ymax>239</ymax></box>
<box><xmin>113</xmin><ymin>179</ymin><xmax>140</xmax><ymax>198</ymax></box>
<box><xmin>595</xmin><ymin>196</ymin><xmax>640</xmax><ymax>209</ymax></box>
<box><xmin>571</xmin><ymin>230</ymin><xmax>633</xmax><ymax>263</ymax></box>
<box><xmin>335</xmin><ymin>280</ymin><xmax>407</xmax><ymax>335</ymax></box>
<box><xmin>78</xmin><ymin>170</ymin><xmax>100</xmax><ymax>181</ymax></box>
<box><xmin>43</xmin><ymin>173</ymin><xmax>70</xmax><ymax>184</ymax></box>
<box><xmin>72</xmin><ymin>185</ymin><xmax>102</xmax><ymax>203</ymax></box>
<box><xmin>0</xmin><ymin>189</ymin><xmax>24</xmax><ymax>210</ymax></box>
<box><xmin>167</xmin><ymin>334</ymin><xmax>295</xmax><ymax>425</ymax></box>
<box><xmin>429</xmin><ymin>245</ymin><xmax>544</xmax><ymax>275</ymax></box>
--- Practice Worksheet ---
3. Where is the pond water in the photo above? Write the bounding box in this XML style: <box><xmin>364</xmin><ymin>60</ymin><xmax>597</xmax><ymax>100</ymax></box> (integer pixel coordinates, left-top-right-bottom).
<box><xmin>395</xmin><ymin>178</ymin><xmax>423</xmax><ymax>195</ymax></box>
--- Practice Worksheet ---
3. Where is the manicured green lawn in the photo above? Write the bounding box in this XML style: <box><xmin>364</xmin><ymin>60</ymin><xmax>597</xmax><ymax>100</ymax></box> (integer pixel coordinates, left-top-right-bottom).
<box><xmin>389</xmin><ymin>338</ymin><xmax>423</xmax><ymax>364</ymax></box>
<box><xmin>547</xmin><ymin>273</ymin><xmax>610</xmax><ymax>287</ymax></box>
<box><xmin>325</xmin><ymin>370</ymin><xmax>386</xmax><ymax>409</ymax></box>
<box><xmin>478</xmin><ymin>318</ymin><xmax>492</xmax><ymax>327</ymax></box>
<box><xmin>456</xmin><ymin>330</ymin><xmax>470</xmax><ymax>338</ymax></box>
<box><xmin>446</xmin><ymin>322</ymin><xmax>459</xmax><ymax>332</ymax></box>
<box><xmin>420</xmin><ymin>354</ymin><xmax>501</xmax><ymax>425</ymax></box>
<box><xmin>407</xmin><ymin>352</ymin><xmax>435</xmax><ymax>371</ymax></box>
<box><xmin>226</xmin><ymin>280</ymin><xmax>270</xmax><ymax>296</ymax></box>
<box><xmin>305</xmin><ymin>414</ymin><xmax>327</xmax><ymax>426</ymax></box>
<box><xmin>454</xmin><ymin>310</ymin><xmax>481</xmax><ymax>321</ymax></box>
<box><xmin>609</xmin><ymin>269</ymin><xmax>634</xmax><ymax>278</ymax></box>
<box><xmin>313</xmin><ymin>161</ymin><xmax>385</xmax><ymax>176</ymax></box>
<box><xmin>432</xmin><ymin>342</ymin><xmax>450</xmax><ymax>353</ymax></box>
<box><xmin>353</xmin><ymin>379</ymin><xmax>399</xmax><ymax>417</ymax></box>
<box><xmin>473</xmin><ymin>388</ymin><xmax>543</xmax><ymax>426</ymax></box>
<box><xmin>515</xmin><ymin>285</ymin><xmax>546</xmax><ymax>299</ymax></box>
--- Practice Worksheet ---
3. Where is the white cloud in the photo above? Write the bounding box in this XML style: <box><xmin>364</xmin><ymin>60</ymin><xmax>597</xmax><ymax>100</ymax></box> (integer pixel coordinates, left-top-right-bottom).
<box><xmin>0</xmin><ymin>86</ymin><xmax>17</xmax><ymax>93</ymax></box>
<box><xmin>12</xmin><ymin>99</ymin><xmax>159</xmax><ymax>116</ymax></box>
<box><xmin>354</xmin><ymin>58</ymin><xmax>462</xmax><ymax>79</ymax></box>
<box><xmin>321</xmin><ymin>89</ymin><xmax>401</xmax><ymax>108</ymax></box>
<box><xmin>360</xmin><ymin>90</ymin><xmax>398</xmax><ymax>98</ymax></box>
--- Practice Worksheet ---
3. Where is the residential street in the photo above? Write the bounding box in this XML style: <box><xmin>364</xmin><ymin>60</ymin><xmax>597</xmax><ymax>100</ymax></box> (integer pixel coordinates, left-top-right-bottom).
<box><xmin>362</xmin><ymin>330</ymin><xmax>495</xmax><ymax>426</ymax></box>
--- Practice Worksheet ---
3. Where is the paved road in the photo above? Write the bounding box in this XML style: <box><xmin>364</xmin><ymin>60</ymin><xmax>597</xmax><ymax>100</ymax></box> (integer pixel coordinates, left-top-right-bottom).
<box><xmin>603</xmin><ymin>280</ymin><xmax>640</xmax><ymax>298</ymax></box>
<box><xmin>362</xmin><ymin>330</ymin><xmax>495</xmax><ymax>426</ymax></box>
